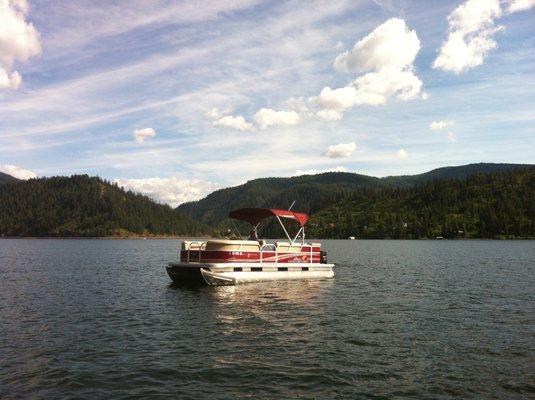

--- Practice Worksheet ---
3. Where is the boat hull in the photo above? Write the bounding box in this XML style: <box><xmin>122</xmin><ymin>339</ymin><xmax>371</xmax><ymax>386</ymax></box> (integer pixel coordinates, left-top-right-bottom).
<box><xmin>166</xmin><ymin>262</ymin><xmax>334</xmax><ymax>286</ymax></box>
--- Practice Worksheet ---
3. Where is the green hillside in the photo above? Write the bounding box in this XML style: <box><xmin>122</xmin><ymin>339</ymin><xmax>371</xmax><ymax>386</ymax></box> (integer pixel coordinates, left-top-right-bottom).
<box><xmin>0</xmin><ymin>175</ymin><xmax>210</xmax><ymax>237</ymax></box>
<box><xmin>381</xmin><ymin>162</ymin><xmax>530</xmax><ymax>186</ymax></box>
<box><xmin>177</xmin><ymin>172</ymin><xmax>383</xmax><ymax>227</ymax></box>
<box><xmin>309</xmin><ymin>167</ymin><xmax>535</xmax><ymax>239</ymax></box>
<box><xmin>1</xmin><ymin>163</ymin><xmax>533</xmax><ymax>239</ymax></box>
<box><xmin>178</xmin><ymin>163</ymin><xmax>532</xmax><ymax>228</ymax></box>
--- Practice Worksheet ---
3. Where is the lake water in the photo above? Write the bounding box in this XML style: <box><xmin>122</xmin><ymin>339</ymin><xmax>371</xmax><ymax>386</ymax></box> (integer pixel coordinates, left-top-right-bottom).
<box><xmin>1</xmin><ymin>239</ymin><xmax>534</xmax><ymax>399</ymax></box>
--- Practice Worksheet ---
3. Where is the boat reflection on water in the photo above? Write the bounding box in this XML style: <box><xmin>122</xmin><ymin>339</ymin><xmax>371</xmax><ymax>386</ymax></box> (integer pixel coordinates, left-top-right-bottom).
<box><xmin>209</xmin><ymin>278</ymin><xmax>333</xmax><ymax>305</ymax></box>
<box><xmin>205</xmin><ymin>279</ymin><xmax>335</xmax><ymax>378</ymax></box>
<box><xmin>168</xmin><ymin>277</ymin><xmax>333</xmax><ymax>306</ymax></box>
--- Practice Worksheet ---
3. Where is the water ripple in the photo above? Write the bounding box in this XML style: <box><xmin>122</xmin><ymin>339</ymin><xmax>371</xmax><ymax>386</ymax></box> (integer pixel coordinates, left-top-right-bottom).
<box><xmin>1</xmin><ymin>239</ymin><xmax>534</xmax><ymax>399</ymax></box>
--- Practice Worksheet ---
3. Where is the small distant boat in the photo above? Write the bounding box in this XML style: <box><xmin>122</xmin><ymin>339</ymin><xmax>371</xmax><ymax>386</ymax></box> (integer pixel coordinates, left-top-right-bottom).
<box><xmin>349</xmin><ymin>236</ymin><xmax>356</xmax><ymax>240</ymax></box>
<box><xmin>166</xmin><ymin>207</ymin><xmax>335</xmax><ymax>286</ymax></box>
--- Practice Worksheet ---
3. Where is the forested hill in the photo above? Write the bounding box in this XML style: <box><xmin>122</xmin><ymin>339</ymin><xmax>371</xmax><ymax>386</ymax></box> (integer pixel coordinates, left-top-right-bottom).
<box><xmin>177</xmin><ymin>163</ymin><xmax>532</xmax><ymax>227</ymax></box>
<box><xmin>178</xmin><ymin>171</ymin><xmax>383</xmax><ymax>227</ymax></box>
<box><xmin>307</xmin><ymin>167</ymin><xmax>535</xmax><ymax>239</ymax></box>
<box><xmin>0</xmin><ymin>172</ymin><xmax>19</xmax><ymax>184</ymax></box>
<box><xmin>0</xmin><ymin>175</ymin><xmax>210</xmax><ymax>237</ymax></box>
<box><xmin>1</xmin><ymin>163</ymin><xmax>533</xmax><ymax>239</ymax></box>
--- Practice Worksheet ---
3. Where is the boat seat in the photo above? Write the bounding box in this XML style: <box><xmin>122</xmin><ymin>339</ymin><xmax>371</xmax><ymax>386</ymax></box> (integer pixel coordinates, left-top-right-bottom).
<box><xmin>275</xmin><ymin>242</ymin><xmax>303</xmax><ymax>252</ymax></box>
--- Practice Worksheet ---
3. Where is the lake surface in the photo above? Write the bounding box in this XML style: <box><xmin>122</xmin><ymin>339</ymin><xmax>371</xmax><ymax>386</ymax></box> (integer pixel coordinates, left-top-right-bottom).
<box><xmin>1</xmin><ymin>239</ymin><xmax>534</xmax><ymax>399</ymax></box>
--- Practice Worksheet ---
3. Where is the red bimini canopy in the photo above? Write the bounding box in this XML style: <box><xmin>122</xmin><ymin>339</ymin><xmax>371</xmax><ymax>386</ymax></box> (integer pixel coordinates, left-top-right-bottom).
<box><xmin>229</xmin><ymin>208</ymin><xmax>309</xmax><ymax>227</ymax></box>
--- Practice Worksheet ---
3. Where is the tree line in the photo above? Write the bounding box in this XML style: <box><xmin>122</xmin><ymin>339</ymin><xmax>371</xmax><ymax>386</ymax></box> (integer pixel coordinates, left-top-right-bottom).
<box><xmin>307</xmin><ymin>168</ymin><xmax>535</xmax><ymax>239</ymax></box>
<box><xmin>0</xmin><ymin>175</ymin><xmax>210</xmax><ymax>237</ymax></box>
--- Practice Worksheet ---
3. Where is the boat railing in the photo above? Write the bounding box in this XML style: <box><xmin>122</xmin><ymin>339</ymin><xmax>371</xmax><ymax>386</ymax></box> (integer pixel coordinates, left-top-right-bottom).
<box><xmin>183</xmin><ymin>240</ymin><xmax>321</xmax><ymax>264</ymax></box>
<box><xmin>260</xmin><ymin>243</ymin><xmax>276</xmax><ymax>263</ymax></box>
<box><xmin>259</xmin><ymin>243</ymin><xmax>320</xmax><ymax>264</ymax></box>
<box><xmin>185</xmin><ymin>241</ymin><xmax>206</xmax><ymax>262</ymax></box>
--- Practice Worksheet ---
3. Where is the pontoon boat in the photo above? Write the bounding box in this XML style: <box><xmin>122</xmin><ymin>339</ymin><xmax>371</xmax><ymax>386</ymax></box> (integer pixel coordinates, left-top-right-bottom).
<box><xmin>166</xmin><ymin>208</ymin><xmax>335</xmax><ymax>285</ymax></box>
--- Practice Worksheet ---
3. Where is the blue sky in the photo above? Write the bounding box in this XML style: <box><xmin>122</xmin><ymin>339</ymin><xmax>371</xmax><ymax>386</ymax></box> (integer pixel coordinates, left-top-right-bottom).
<box><xmin>1</xmin><ymin>0</ymin><xmax>534</xmax><ymax>206</ymax></box>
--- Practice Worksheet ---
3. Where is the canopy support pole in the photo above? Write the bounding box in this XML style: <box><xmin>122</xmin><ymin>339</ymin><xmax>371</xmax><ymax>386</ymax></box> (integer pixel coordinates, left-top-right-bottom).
<box><xmin>276</xmin><ymin>215</ymin><xmax>293</xmax><ymax>243</ymax></box>
<box><xmin>230</xmin><ymin>219</ymin><xmax>243</xmax><ymax>240</ymax></box>
<box><xmin>292</xmin><ymin>227</ymin><xmax>303</xmax><ymax>244</ymax></box>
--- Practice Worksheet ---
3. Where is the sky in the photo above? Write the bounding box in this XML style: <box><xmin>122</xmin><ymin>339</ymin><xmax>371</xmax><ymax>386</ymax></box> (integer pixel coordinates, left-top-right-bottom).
<box><xmin>1</xmin><ymin>0</ymin><xmax>534</xmax><ymax>206</ymax></box>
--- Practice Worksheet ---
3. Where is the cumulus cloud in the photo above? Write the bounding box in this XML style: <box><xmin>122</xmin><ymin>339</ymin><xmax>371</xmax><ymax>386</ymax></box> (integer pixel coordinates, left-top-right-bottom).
<box><xmin>507</xmin><ymin>0</ymin><xmax>535</xmax><ymax>13</ymax></box>
<box><xmin>396</xmin><ymin>149</ymin><xmax>409</xmax><ymax>159</ymax></box>
<box><xmin>429</xmin><ymin>120</ymin><xmax>454</xmax><ymax>130</ymax></box>
<box><xmin>333</xmin><ymin>18</ymin><xmax>420</xmax><ymax>74</ymax></box>
<box><xmin>323</xmin><ymin>142</ymin><xmax>356</xmax><ymax>158</ymax></box>
<box><xmin>0</xmin><ymin>0</ymin><xmax>41</xmax><ymax>89</ymax></box>
<box><xmin>312</xmin><ymin>18</ymin><xmax>425</xmax><ymax>119</ymax></box>
<box><xmin>0</xmin><ymin>164</ymin><xmax>37</xmax><ymax>179</ymax></box>
<box><xmin>212</xmin><ymin>114</ymin><xmax>254</xmax><ymax>131</ymax></box>
<box><xmin>312</xmin><ymin>86</ymin><xmax>359</xmax><ymax>112</ymax></box>
<box><xmin>433</xmin><ymin>0</ymin><xmax>503</xmax><ymax>74</ymax></box>
<box><xmin>448</xmin><ymin>132</ymin><xmax>457</xmax><ymax>142</ymax></box>
<box><xmin>316</xmin><ymin>109</ymin><xmax>343</xmax><ymax>121</ymax></box>
<box><xmin>133</xmin><ymin>127</ymin><xmax>156</xmax><ymax>143</ymax></box>
<box><xmin>114</xmin><ymin>177</ymin><xmax>219</xmax><ymax>208</ymax></box>
<box><xmin>253</xmin><ymin>108</ymin><xmax>300</xmax><ymax>129</ymax></box>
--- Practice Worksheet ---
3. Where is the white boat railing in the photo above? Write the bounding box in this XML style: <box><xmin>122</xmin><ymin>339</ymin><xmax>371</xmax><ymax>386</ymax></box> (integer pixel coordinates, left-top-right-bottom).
<box><xmin>185</xmin><ymin>241</ymin><xmax>206</xmax><ymax>262</ymax></box>
<box><xmin>184</xmin><ymin>241</ymin><xmax>320</xmax><ymax>264</ymax></box>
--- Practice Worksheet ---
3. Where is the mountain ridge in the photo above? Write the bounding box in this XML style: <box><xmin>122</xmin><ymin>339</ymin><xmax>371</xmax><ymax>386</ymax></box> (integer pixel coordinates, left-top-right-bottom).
<box><xmin>1</xmin><ymin>163</ymin><xmax>533</xmax><ymax>238</ymax></box>
<box><xmin>177</xmin><ymin>163</ymin><xmax>533</xmax><ymax>227</ymax></box>
<box><xmin>0</xmin><ymin>172</ymin><xmax>20</xmax><ymax>184</ymax></box>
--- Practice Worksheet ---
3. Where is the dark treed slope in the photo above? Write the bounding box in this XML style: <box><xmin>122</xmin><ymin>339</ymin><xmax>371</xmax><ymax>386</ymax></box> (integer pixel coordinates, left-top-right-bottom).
<box><xmin>308</xmin><ymin>167</ymin><xmax>535</xmax><ymax>239</ymax></box>
<box><xmin>178</xmin><ymin>172</ymin><xmax>383</xmax><ymax>227</ymax></box>
<box><xmin>178</xmin><ymin>163</ymin><xmax>531</xmax><ymax>227</ymax></box>
<box><xmin>0</xmin><ymin>172</ymin><xmax>19</xmax><ymax>184</ymax></box>
<box><xmin>0</xmin><ymin>175</ymin><xmax>210</xmax><ymax>237</ymax></box>
<box><xmin>381</xmin><ymin>162</ymin><xmax>530</xmax><ymax>186</ymax></box>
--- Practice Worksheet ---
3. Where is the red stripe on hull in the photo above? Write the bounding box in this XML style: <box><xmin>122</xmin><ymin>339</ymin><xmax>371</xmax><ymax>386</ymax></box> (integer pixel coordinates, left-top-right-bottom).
<box><xmin>181</xmin><ymin>249</ymin><xmax>321</xmax><ymax>263</ymax></box>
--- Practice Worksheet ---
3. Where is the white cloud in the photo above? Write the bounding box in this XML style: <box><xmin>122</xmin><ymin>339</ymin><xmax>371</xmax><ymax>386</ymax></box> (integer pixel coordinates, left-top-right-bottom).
<box><xmin>316</xmin><ymin>109</ymin><xmax>343</xmax><ymax>121</ymax></box>
<box><xmin>507</xmin><ymin>0</ymin><xmax>535</xmax><ymax>13</ymax></box>
<box><xmin>114</xmin><ymin>177</ymin><xmax>219</xmax><ymax>208</ymax></box>
<box><xmin>333</xmin><ymin>18</ymin><xmax>420</xmax><ymax>73</ymax></box>
<box><xmin>352</xmin><ymin>65</ymin><xmax>423</xmax><ymax>104</ymax></box>
<box><xmin>430</xmin><ymin>121</ymin><xmax>458</xmax><ymax>142</ymax></box>
<box><xmin>294</xmin><ymin>166</ymin><xmax>347</xmax><ymax>176</ymax></box>
<box><xmin>133</xmin><ymin>127</ymin><xmax>156</xmax><ymax>144</ymax></box>
<box><xmin>429</xmin><ymin>120</ymin><xmax>454</xmax><ymax>130</ymax></box>
<box><xmin>312</xmin><ymin>86</ymin><xmax>359</xmax><ymax>112</ymax></box>
<box><xmin>312</xmin><ymin>67</ymin><xmax>424</xmax><ymax>115</ymax></box>
<box><xmin>433</xmin><ymin>0</ymin><xmax>503</xmax><ymax>74</ymax></box>
<box><xmin>212</xmin><ymin>114</ymin><xmax>254</xmax><ymax>131</ymax></box>
<box><xmin>204</xmin><ymin>107</ymin><xmax>223</xmax><ymax>120</ymax></box>
<box><xmin>0</xmin><ymin>164</ymin><xmax>37</xmax><ymax>179</ymax></box>
<box><xmin>312</xmin><ymin>18</ymin><xmax>424</xmax><ymax>119</ymax></box>
<box><xmin>323</xmin><ymin>142</ymin><xmax>356</xmax><ymax>158</ymax></box>
<box><xmin>0</xmin><ymin>0</ymin><xmax>41</xmax><ymax>89</ymax></box>
<box><xmin>396</xmin><ymin>149</ymin><xmax>409</xmax><ymax>159</ymax></box>
<box><xmin>253</xmin><ymin>108</ymin><xmax>300</xmax><ymax>129</ymax></box>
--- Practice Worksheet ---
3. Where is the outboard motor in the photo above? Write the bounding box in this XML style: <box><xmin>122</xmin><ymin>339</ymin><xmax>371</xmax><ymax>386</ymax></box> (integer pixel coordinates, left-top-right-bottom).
<box><xmin>320</xmin><ymin>250</ymin><xmax>328</xmax><ymax>264</ymax></box>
